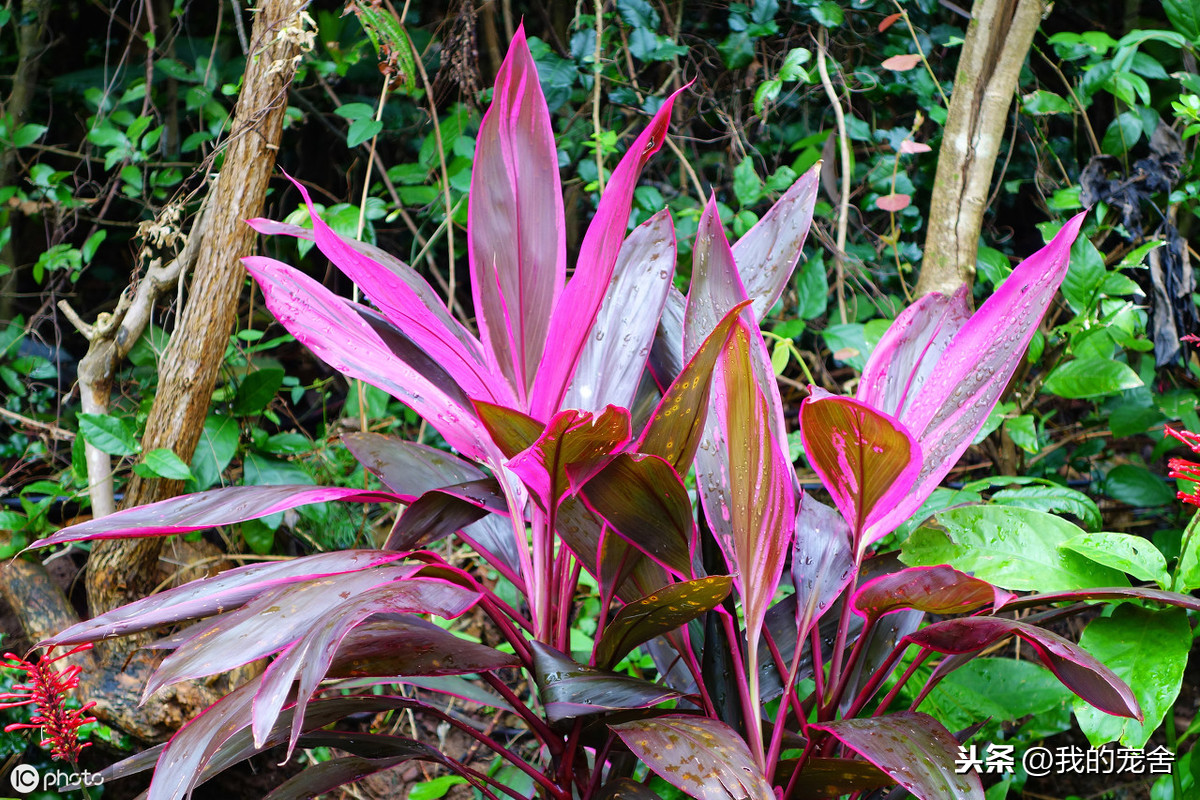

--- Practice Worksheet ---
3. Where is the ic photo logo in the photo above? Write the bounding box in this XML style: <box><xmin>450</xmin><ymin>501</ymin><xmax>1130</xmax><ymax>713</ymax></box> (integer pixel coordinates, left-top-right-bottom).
<box><xmin>8</xmin><ymin>763</ymin><xmax>104</xmax><ymax>794</ymax></box>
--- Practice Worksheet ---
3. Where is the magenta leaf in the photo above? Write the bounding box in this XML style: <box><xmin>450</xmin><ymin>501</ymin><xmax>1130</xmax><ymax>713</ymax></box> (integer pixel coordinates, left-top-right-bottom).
<box><xmin>730</xmin><ymin>164</ymin><xmax>820</xmax><ymax>321</ymax></box>
<box><xmin>142</xmin><ymin>568</ymin><xmax>472</xmax><ymax>699</ymax></box>
<box><xmin>258</xmin><ymin>180</ymin><xmax>511</xmax><ymax>409</ymax></box>
<box><xmin>29</xmin><ymin>485</ymin><xmax>401</xmax><ymax>549</ymax></box>
<box><xmin>905</xmin><ymin>616</ymin><xmax>1141</xmax><ymax>719</ymax></box>
<box><xmin>40</xmin><ymin>550</ymin><xmax>409</xmax><ymax>647</ymax></box>
<box><xmin>861</xmin><ymin>214</ymin><xmax>1086</xmax><ymax>536</ymax></box>
<box><xmin>468</xmin><ymin>24</ymin><xmax>565</xmax><ymax>402</ymax></box>
<box><xmin>507</xmin><ymin>405</ymin><xmax>632</xmax><ymax>512</ymax></box>
<box><xmin>799</xmin><ymin>389</ymin><xmax>921</xmax><ymax>549</ymax></box>
<box><xmin>610</xmin><ymin>715</ymin><xmax>773</xmax><ymax>800</ymax></box>
<box><xmin>579</xmin><ymin>453</ymin><xmax>698</xmax><ymax>580</ymax></box>
<box><xmin>791</xmin><ymin>497</ymin><xmax>854</xmax><ymax>639</ymax></box>
<box><xmin>1005</xmin><ymin>586</ymin><xmax>1200</xmax><ymax>612</ymax></box>
<box><xmin>566</xmin><ymin>209</ymin><xmax>676</xmax><ymax>412</ymax></box>
<box><xmin>531</xmin><ymin>642</ymin><xmax>682</xmax><ymax>723</ymax></box>
<box><xmin>530</xmin><ymin>85</ymin><xmax>687</xmax><ymax>418</ymax></box>
<box><xmin>242</xmin><ymin>255</ymin><xmax>497</xmax><ymax>460</ymax></box>
<box><xmin>593</xmin><ymin>576</ymin><xmax>733</xmax><ymax>669</ymax></box>
<box><xmin>811</xmin><ymin>712</ymin><xmax>983</xmax><ymax>800</ymax></box>
<box><xmin>852</xmin><ymin>565</ymin><xmax>1014</xmax><ymax>622</ymax></box>
<box><xmin>710</xmin><ymin>320</ymin><xmax>796</xmax><ymax>644</ymax></box>
<box><xmin>251</xmin><ymin>580</ymin><xmax>480</xmax><ymax>752</ymax></box>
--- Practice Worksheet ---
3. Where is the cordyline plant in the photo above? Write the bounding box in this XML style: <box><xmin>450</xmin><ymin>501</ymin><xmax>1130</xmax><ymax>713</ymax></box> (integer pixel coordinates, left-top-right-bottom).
<box><xmin>28</xmin><ymin>28</ymin><xmax>1200</xmax><ymax>800</ymax></box>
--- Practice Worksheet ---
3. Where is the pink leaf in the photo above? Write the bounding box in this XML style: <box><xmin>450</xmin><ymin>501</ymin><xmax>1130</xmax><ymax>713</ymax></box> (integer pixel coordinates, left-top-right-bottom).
<box><xmin>468</xmin><ymin>24</ymin><xmax>566</xmax><ymax>403</ymax></box>
<box><xmin>799</xmin><ymin>389</ymin><xmax>921</xmax><ymax>550</ymax></box>
<box><xmin>878</xmin><ymin>12</ymin><xmax>903</xmax><ymax>32</ymax></box>
<box><xmin>882</xmin><ymin>54</ymin><xmax>922</xmax><ymax>71</ymax></box>
<box><xmin>900</xmin><ymin>139</ymin><xmax>933</xmax><ymax>154</ymax></box>
<box><xmin>853</xmin><ymin>565</ymin><xmax>1014</xmax><ymax>622</ymax></box>
<box><xmin>812</xmin><ymin>712</ymin><xmax>984</xmax><ymax>800</ymax></box>
<box><xmin>792</xmin><ymin>497</ymin><xmax>854</xmax><ymax>638</ymax></box>
<box><xmin>530</xmin><ymin>85</ymin><xmax>688</xmax><ymax>419</ymax></box>
<box><xmin>876</xmin><ymin>193</ymin><xmax>911</xmax><ymax>212</ymax></box>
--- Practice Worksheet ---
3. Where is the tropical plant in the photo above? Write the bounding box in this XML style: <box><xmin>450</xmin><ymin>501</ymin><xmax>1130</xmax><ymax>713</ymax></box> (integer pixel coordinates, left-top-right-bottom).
<box><xmin>25</xmin><ymin>26</ymin><xmax>1200</xmax><ymax>800</ymax></box>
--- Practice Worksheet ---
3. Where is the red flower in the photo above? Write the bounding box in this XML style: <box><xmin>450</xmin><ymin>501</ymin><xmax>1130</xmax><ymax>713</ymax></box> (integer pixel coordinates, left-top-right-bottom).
<box><xmin>0</xmin><ymin>644</ymin><xmax>97</xmax><ymax>764</ymax></box>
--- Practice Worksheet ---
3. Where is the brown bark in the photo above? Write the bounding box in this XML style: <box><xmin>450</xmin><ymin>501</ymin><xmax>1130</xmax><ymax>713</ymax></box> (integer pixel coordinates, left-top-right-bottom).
<box><xmin>916</xmin><ymin>0</ymin><xmax>1046</xmax><ymax>297</ymax></box>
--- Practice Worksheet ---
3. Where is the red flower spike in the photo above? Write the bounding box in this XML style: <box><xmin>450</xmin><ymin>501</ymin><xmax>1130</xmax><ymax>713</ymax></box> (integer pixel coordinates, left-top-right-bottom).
<box><xmin>1165</xmin><ymin>426</ymin><xmax>1200</xmax><ymax>454</ymax></box>
<box><xmin>0</xmin><ymin>644</ymin><xmax>97</xmax><ymax>764</ymax></box>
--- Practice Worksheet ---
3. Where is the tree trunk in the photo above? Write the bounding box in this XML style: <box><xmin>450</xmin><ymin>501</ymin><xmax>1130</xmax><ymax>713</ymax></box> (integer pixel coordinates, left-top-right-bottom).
<box><xmin>916</xmin><ymin>0</ymin><xmax>1045</xmax><ymax>297</ymax></box>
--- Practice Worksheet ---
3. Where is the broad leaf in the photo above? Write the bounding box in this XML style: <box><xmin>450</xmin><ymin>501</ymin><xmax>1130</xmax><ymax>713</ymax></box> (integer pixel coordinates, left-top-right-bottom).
<box><xmin>1074</xmin><ymin>605</ymin><xmax>1189</xmax><ymax>748</ymax></box>
<box><xmin>919</xmin><ymin>658</ymin><xmax>1071</xmax><ymax>735</ymax></box>
<box><xmin>902</xmin><ymin>506</ymin><xmax>1130</xmax><ymax>591</ymax></box>
<box><xmin>594</xmin><ymin>576</ymin><xmax>733</xmax><ymax>669</ymax></box>
<box><xmin>556</xmin><ymin>495</ymin><xmax>671</xmax><ymax>603</ymax></box>
<box><xmin>530</xmin><ymin>641</ymin><xmax>682</xmax><ymax>723</ymax></box>
<box><xmin>473</xmin><ymin>400</ymin><xmax>545</xmax><ymax>458</ymax></box>
<box><xmin>811</xmin><ymin>712</ymin><xmax>983</xmax><ymax>800</ymax></box>
<box><xmin>42</xmin><ymin>551</ymin><xmax>410</xmax><ymax>646</ymax></box>
<box><xmin>1042</xmin><ymin>358</ymin><xmax>1143</xmax><ymax>399</ymax></box>
<box><xmin>853</xmin><ymin>565</ymin><xmax>1013</xmax><ymax>622</ymax></box>
<box><xmin>508</xmin><ymin>406</ymin><xmax>632</xmax><ymax>512</ymax></box>
<box><xmin>711</xmin><ymin>319</ymin><xmax>796</xmax><ymax>643</ymax></box>
<box><xmin>29</xmin><ymin>485</ymin><xmax>401</xmax><ymax>548</ymax></box>
<box><xmin>385</xmin><ymin>479</ymin><xmax>507</xmax><ymax>551</ymax></box>
<box><xmin>610</xmin><ymin>715</ymin><xmax>773</xmax><ymax>800</ymax></box>
<box><xmin>1060</xmin><ymin>531</ymin><xmax>1170</xmax><ymax>587</ymax></box>
<box><xmin>579</xmin><ymin>453</ymin><xmax>698</xmax><ymax>579</ymax></box>
<box><xmin>566</xmin><ymin>210</ymin><xmax>676</xmax><ymax>412</ymax></box>
<box><xmin>799</xmin><ymin>389</ymin><xmax>920</xmax><ymax>548</ymax></box>
<box><xmin>906</xmin><ymin>617</ymin><xmax>1141</xmax><ymax>719</ymax></box>
<box><xmin>530</xmin><ymin>84</ymin><xmax>687</xmax><ymax>417</ymax></box>
<box><xmin>264</xmin><ymin>752</ymin><xmax>441</xmax><ymax>800</ymax></box>
<box><xmin>791</xmin><ymin>496</ymin><xmax>854</xmax><ymax>639</ymax></box>
<box><xmin>777</xmin><ymin>757</ymin><xmax>891</xmax><ymax>797</ymax></box>
<box><xmin>468</xmin><ymin>24</ymin><xmax>565</xmax><ymax>400</ymax></box>
<box><xmin>327</xmin><ymin>617</ymin><xmax>519</xmax><ymax>679</ymax></box>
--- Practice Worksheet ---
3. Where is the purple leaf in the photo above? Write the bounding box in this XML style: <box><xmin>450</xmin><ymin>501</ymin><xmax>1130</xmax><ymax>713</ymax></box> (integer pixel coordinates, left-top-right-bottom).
<box><xmin>811</xmin><ymin>712</ymin><xmax>983</xmax><ymax>800</ymax></box>
<box><xmin>648</xmin><ymin>287</ymin><xmax>686</xmax><ymax>392</ymax></box>
<box><xmin>531</xmin><ymin>641</ymin><xmax>682</xmax><ymax>723</ymax></box>
<box><xmin>799</xmin><ymin>389</ymin><xmax>921</xmax><ymax>549</ymax></box>
<box><xmin>326</xmin><ymin>617</ymin><xmax>519</xmax><ymax>679</ymax></box>
<box><xmin>776</xmin><ymin>757</ymin><xmax>891</xmax><ymax>797</ymax></box>
<box><xmin>710</xmin><ymin>320</ymin><xmax>796</xmax><ymax>644</ymax></box>
<box><xmin>579</xmin><ymin>453</ymin><xmax>698</xmax><ymax>580</ymax></box>
<box><xmin>610</xmin><ymin>715</ymin><xmax>773</xmax><ymax>800</ymax></box>
<box><xmin>853</xmin><ymin>565</ymin><xmax>1014</xmax><ymax>622</ymax></box>
<box><xmin>29</xmin><ymin>485</ymin><xmax>401</xmax><ymax>549</ymax></box>
<box><xmin>554</xmin><ymin>495</ymin><xmax>671</xmax><ymax>604</ymax></box>
<box><xmin>905</xmin><ymin>616</ymin><xmax>1141</xmax><ymax>719</ymax></box>
<box><xmin>251</xmin><ymin>580</ymin><xmax>479</xmax><ymax>753</ymax></box>
<box><xmin>596</xmin><ymin>778</ymin><xmax>665</xmax><ymax>800</ymax></box>
<box><xmin>384</xmin><ymin>479</ymin><xmax>507</xmax><ymax>551</ymax></box>
<box><xmin>242</xmin><ymin>255</ymin><xmax>497</xmax><ymax>460</ymax></box>
<box><xmin>730</xmin><ymin>164</ymin><xmax>820</xmax><ymax>321</ymax></box>
<box><xmin>468</xmin><ymin>24</ymin><xmax>566</xmax><ymax>402</ymax></box>
<box><xmin>259</xmin><ymin>179</ymin><xmax>511</xmax><ymax>409</ymax></box>
<box><xmin>507</xmin><ymin>406</ymin><xmax>632</xmax><ymax>512</ymax></box>
<box><xmin>791</xmin><ymin>496</ymin><xmax>854</xmax><ymax>639</ymax></box>
<box><xmin>530</xmin><ymin>85</ymin><xmax>687</xmax><ymax>418</ymax></box>
<box><xmin>1005</xmin><ymin>586</ymin><xmax>1200</xmax><ymax>612</ymax></box>
<box><xmin>142</xmin><ymin>568</ymin><xmax>470</xmax><ymax>699</ymax></box>
<box><xmin>263</xmin><ymin>752</ymin><xmax>439</xmax><ymax>800</ymax></box>
<box><xmin>861</xmin><ymin>214</ymin><xmax>1086</xmax><ymax>536</ymax></box>
<box><xmin>593</xmin><ymin>576</ymin><xmax>733</xmax><ymax>669</ymax></box>
<box><xmin>566</xmin><ymin>210</ymin><xmax>676</xmax><ymax>412</ymax></box>
<box><xmin>40</xmin><ymin>550</ymin><xmax>410</xmax><ymax>647</ymax></box>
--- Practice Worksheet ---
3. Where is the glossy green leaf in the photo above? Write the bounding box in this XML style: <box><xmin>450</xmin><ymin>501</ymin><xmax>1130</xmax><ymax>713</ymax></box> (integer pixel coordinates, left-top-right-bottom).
<box><xmin>1042</xmin><ymin>358</ymin><xmax>1142</xmax><ymax>399</ymax></box>
<box><xmin>232</xmin><ymin>368</ymin><xmax>285</xmax><ymax>416</ymax></box>
<box><xmin>1103</xmin><ymin>464</ymin><xmax>1176</xmax><ymax>507</ymax></box>
<box><xmin>1166</xmin><ymin>0</ymin><xmax>1200</xmax><ymax>40</ymax></box>
<box><xmin>611</xmin><ymin>715</ymin><xmax>773</xmax><ymax>800</ymax></box>
<box><xmin>78</xmin><ymin>412</ymin><xmax>140</xmax><ymax>456</ymax></box>
<box><xmin>811</xmin><ymin>712</ymin><xmax>983</xmax><ymax>800</ymax></box>
<box><xmin>346</xmin><ymin>118</ymin><xmax>383</xmax><ymax>148</ymax></box>
<box><xmin>1075</xmin><ymin>605</ymin><xmax>1189</xmax><ymax>748</ymax></box>
<box><xmin>901</xmin><ymin>506</ymin><xmax>1129</xmax><ymax>591</ymax></box>
<box><xmin>989</xmin><ymin>485</ymin><xmax>1102</xmax><ymax>531</ymax></box>
<box><xmin>579</xmin><ymin>453</ymin><xmax>697</xmax><ymax>579</ymax></box>
<box><xmin>190</xmin><ymin>414</ymin><xmax>239</xmax><ymax>491</ymax></box>
<box><xmin>1061</xmin><ymin>532</ymin><xmax>1171</xmax><ymax>587</ymax></box>
<box><xmin>1101</xmin><ymin>111</ymin><xmax>1142</xmax><ymax>156</ymax></box>
<box><xmin>919</xmin><ymin>658</ymin><xmax>1071</xmax><ymax>734</ymax></box>
<box><xmin>594</xmin><ymin>576</ymin><xmax>733</xmax><ymax>669</ymax></box>
<box><xmin>795</xmin><ymin>252</ymin><xmax>828</xmax><ymax>320</ymax></box>
<box><xmin>1021</xmin><ymin>89</ymin><xmax>1072</xmax><ymax>115</ymax></box>
<box><xmin>1003</xmin><ymin>415</ymin><xmax>1038</xmax><ymax>453</ymax></box>
<box><xmin>141</xmin><ymin>448</ymin><xmax>195</xmax><ymax>481</ymax></box>
<box><xmin>530</xmin><ymin>642</ymin><xmax>681</xmax><ymax>723</ymax></box>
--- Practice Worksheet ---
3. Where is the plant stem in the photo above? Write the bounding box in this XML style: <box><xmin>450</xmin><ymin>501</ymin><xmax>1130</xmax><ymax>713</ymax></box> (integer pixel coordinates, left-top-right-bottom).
<box><xmin>816</xmin><ymin>29</ymin><xmax>849</xmax><ymax>325</ymax></box>
<box><xmin>591</xmin><ymin>0</ymin><xmax>606</xmax><ymax>193</ymax></box>
<box><xmin>1172</xmin><ymin>509</ymin><xmax>1200</xmax><ymax>591</ymax></box>
<box><xmin>720</xmin><ymin>611</ymin><xmax>765</xmax><ymax>772</ymax></box>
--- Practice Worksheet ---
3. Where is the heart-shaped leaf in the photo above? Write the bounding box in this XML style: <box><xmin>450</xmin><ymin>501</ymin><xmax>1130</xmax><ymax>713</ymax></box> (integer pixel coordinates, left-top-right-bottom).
<box><xmin>799</xmin><ymin>390</ymin><xmax>921</xmax><ymax>548</ymax></box>
<box><xmin>594</xmin><ymin>576</ymin><xmax>733</xmax><ymax>669</ymax></box>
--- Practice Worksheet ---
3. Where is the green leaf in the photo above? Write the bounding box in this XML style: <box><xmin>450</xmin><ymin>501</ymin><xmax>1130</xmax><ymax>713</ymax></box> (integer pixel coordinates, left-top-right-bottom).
<box><xmin>409</xmin><ymin>776</ymin><xmax>468</xmax><ymax>800</ymax></box>
<box><xmin>1021</xmin><ymin>89</ymin><xmax>1073</xmax><ymax>115</ymax></box>
<box><xmin>231</xmin><ymin>368</ymin><xmax>285</xmax><ymax>416</ymax></box>
<box><xmin>78</xmin><ymin>413</ymin><xmax>140</xmax><ymax>456</ymax></box>
<box><xmin>346</xmin><ymin>118</ymin><xmax>383</xmax><ymax>148</ymax></box>
<box><xmin>81</xmin><ymin>230</ymin><xmax>107</xmax><ymax>264</ymax></box>
<box><xmin>243</xmin><ymin>452</ymin><xmax>314</xmax><ymax>486</ymax></box>
<box><xmin>617</xmin><ymin>0</ymin><xmax>660</xmax><ymax>29</ymax></box>
<box><xmin>189</xmin><ymin>414</ymin><xmax>239</xmax><ymax>491</ymax></box>
<box><xmin>10</xmin><ymin>123</ymin><xmax>47</xmax><ymax>148</ymax></box>
<box><xmin>1110</xmin><ymin>404</ymin><xmax>1165</xmax><ymax>437</ymax></box>
<box><xmin>594</xmin><ymin>576</ymin><xmax>733</xmax><ymax>669</ymax></box>
<box><xmin>1101</xmin><ymin>111</ymin><xmax>1143</xmax><ymax>156</ymax></box>
<box><xmin>733</xmin><ymin>157</ymin><xmax>763</xmax><ymax>207</ymax></box>
<box><xmin>1061</xmin><ymin>532</ymin><xmax>1171</xmax><ymax>587</ymax></box>
<box><xmin>1003</xmin><ymin>415</ymin><xmax>1039</xmax><ymax>453</ymax></box>
<box><xmin>334</xmin><ymin>102</ymin><xmax>375</xmax><ymax>121</ymax></box>
<box><xmin>1042</xmin><ymin>358</ymin><xmax>1142</xmax><ymax>399</ymax></box>
<box><xmin>1165</xmin><ymin>0</ymin><xmax>1200</xmax><ymax>41</ymax></box>
<box><xmin>1103</xmin><ymin>464</ymin><xmax>1176</xmax><ymax>507</ymax></box>
<box><xmin>920</xmin><ymin>658</ymin><xmax>1071</xmax><ymax>734</ymax></box>
<box><xmin>901</xmin><ymin>506</ymin><xmax>1129</xmax><ymax>592</ymax></box>
<box><xmin>990</xmin><ymin>485</ymin><xmax>1103</xmax><ymax>531</ymax></box>
<box><xmin>822</xmin><ymin>323</ymin><xmax>868</xmax><ymax>370</ymax></box>
<box><xmin>1075</xmin><ymin>605</ymin><xmax>1189</xmax><ymax>748</ymax></box>
<box><xmin>810</xmin><ymin>1</ymin><xmax>843</xmax><ymax>27</ymax></box>
<box><xmin>795</xmin><ymin>252</ymin><xmax>828</xmax><ymax>320</ymax></box>
<box><xmin>1061</xmin><ymin>235</ymin><xmax>1106</xmax><ymax>313</ymax></box>
<box><xmin>140</xmin><ymin>448</ymin><xmax>195</xmax><ymax>481</ymax></box>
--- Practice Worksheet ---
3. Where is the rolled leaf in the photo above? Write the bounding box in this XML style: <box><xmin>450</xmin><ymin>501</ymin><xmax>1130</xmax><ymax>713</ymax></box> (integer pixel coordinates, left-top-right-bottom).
<box><xmin>468</xmin><ymin>24</ymin><xmax>566</xmax><ymax>401</ymax></box>
<box><xmin>29</xmin><ymin>485</ymin><xmax>401</xmax><ymax>549</ymax></box>
<box><xmin>811</xmin><ymin>712</ymin><xmax>983</xmax><ymax>800</ymax></box>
